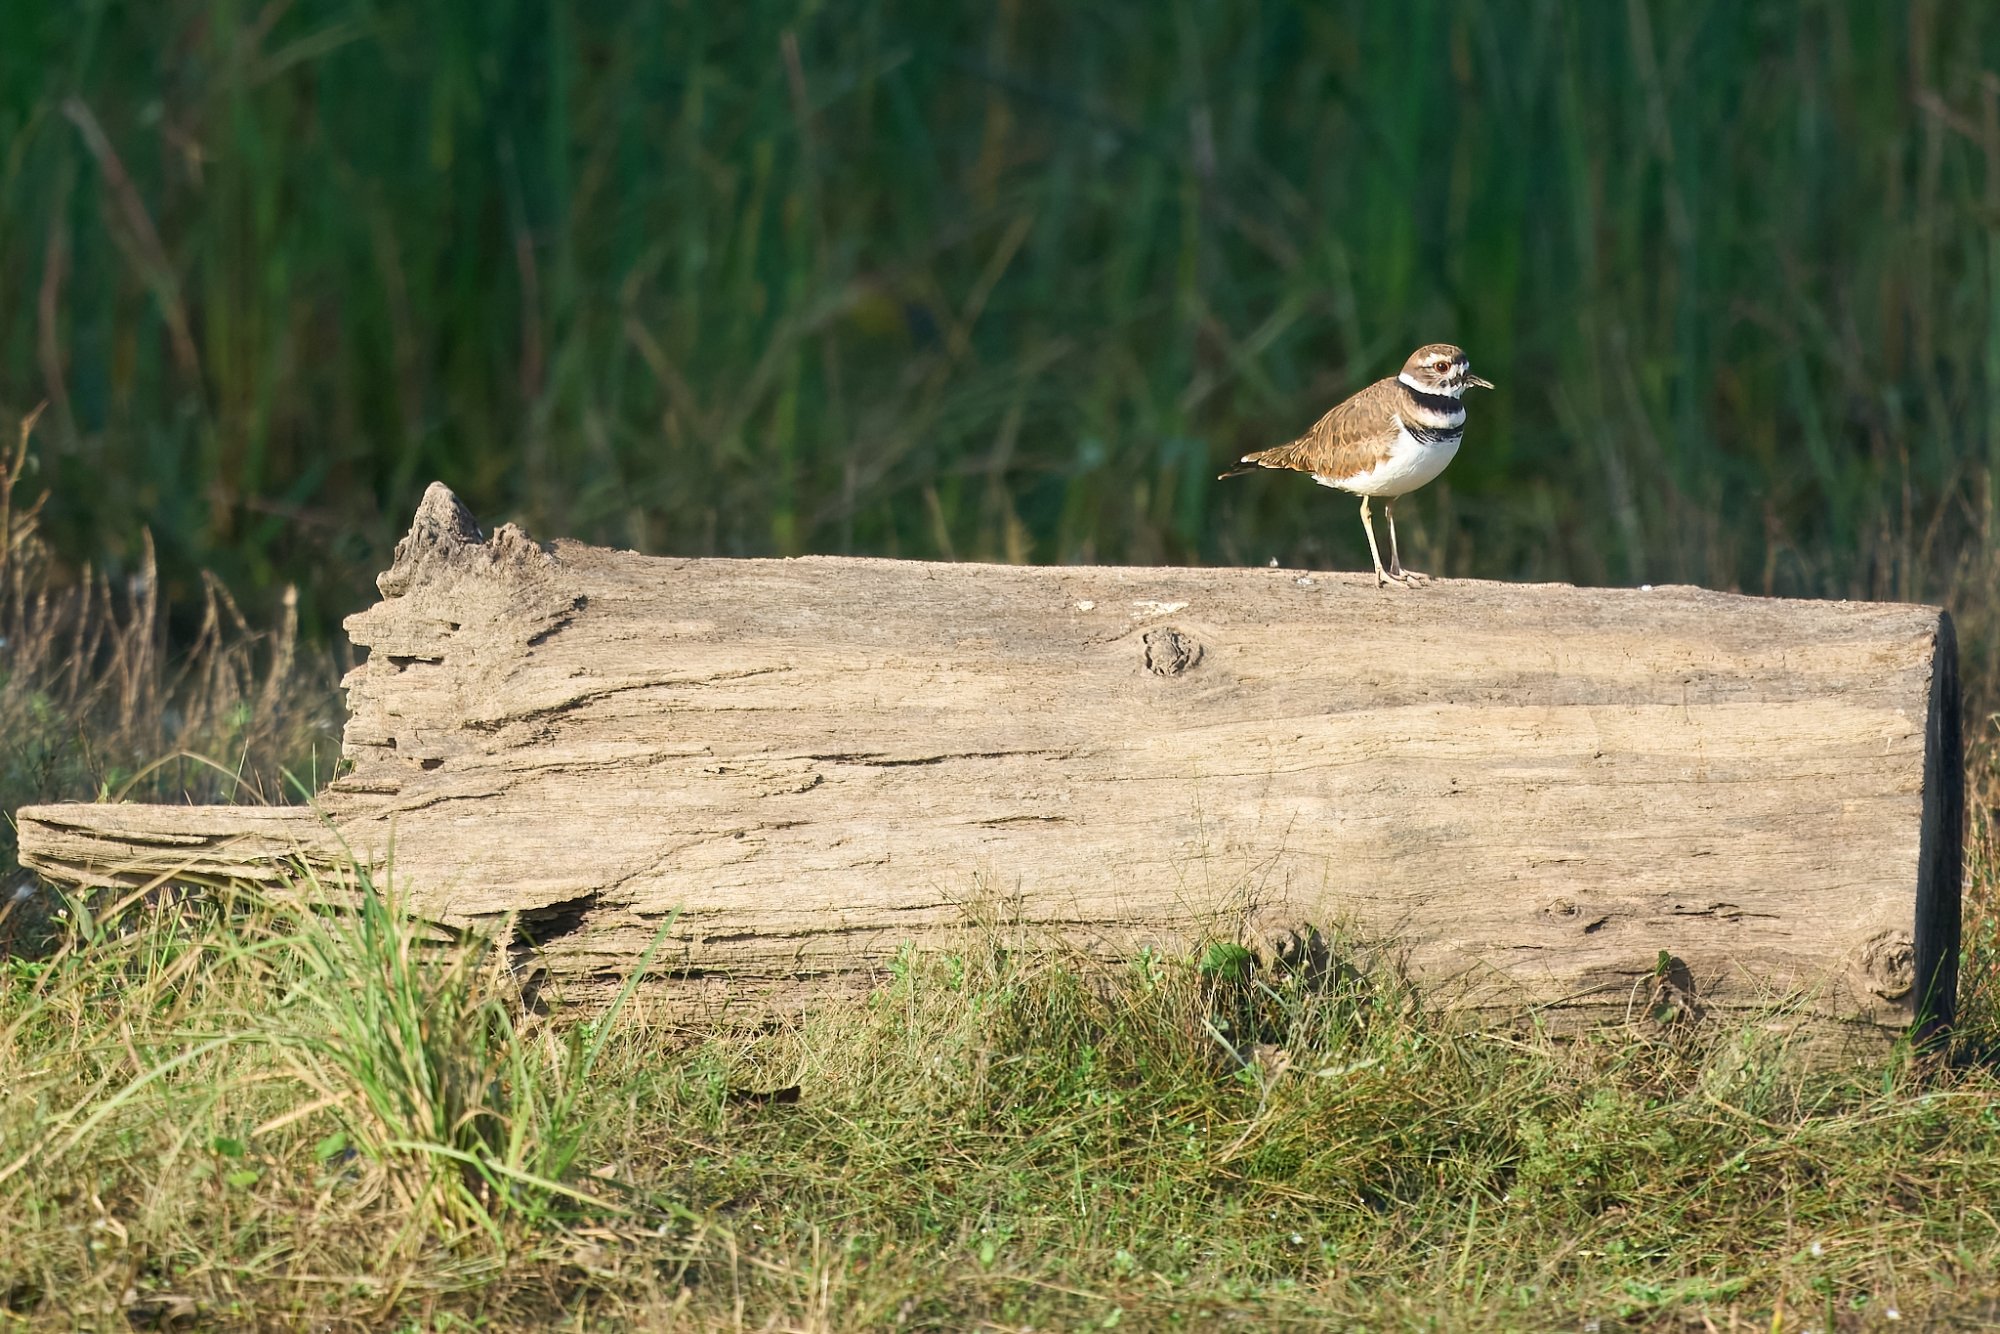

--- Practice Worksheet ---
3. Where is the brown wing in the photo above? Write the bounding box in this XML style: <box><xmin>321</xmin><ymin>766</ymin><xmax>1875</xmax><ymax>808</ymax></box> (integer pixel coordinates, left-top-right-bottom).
<box><xmin>1219</xmin><ymin>378</ymin><xmax>1399</xmax><ymax>479</ymax></box>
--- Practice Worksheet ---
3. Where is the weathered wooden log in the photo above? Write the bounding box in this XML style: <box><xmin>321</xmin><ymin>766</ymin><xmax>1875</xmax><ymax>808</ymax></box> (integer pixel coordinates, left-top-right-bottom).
<box><xmin>17</xmin><ymin>483</ymin><xmax>1961</xmax><ymax>1047</ymax></box>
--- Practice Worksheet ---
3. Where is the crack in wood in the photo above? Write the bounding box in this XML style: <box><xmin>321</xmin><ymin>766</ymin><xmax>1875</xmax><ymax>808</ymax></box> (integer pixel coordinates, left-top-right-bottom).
<box><xmin>510</xmin><ymin>891</ymin><xmax>598</xmax><ymax>945</ymax></box>
<box><xmin>524</xmin><ymin>600</ymin><xmax>587</xmax><ymax>647</ymax></box>
<box><xmin>1665</xmin><ymin>902</ymin><xmax>1780</xmax><ymax>921</ymax></box>
<box><xmin>793</xmin><ymin>748</ymin><xmax>1072</xmax><ymax>767</ymax></box>
<box><xmin>455</xmin><ymin>667</ymin><xmax>800</xmax><ymax>734</ymax></box>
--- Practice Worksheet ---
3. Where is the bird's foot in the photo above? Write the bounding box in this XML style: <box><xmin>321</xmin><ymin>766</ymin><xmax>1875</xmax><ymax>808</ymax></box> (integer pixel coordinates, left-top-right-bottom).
<box><xmin>1386</xmin><ymin>565</ymin><xmax>1431</xmax><ymax>588</ymax></box>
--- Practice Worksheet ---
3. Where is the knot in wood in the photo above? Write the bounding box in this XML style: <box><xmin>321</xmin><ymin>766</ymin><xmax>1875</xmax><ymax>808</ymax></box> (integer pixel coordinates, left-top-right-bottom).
<box><xmin>1142</xmin><ymin>626</ymin><xmax>1203</xmax><ymax>676</ymax></box>
<box><xmin>1859</xmin><ymin>929</ymin><xmax>1916</xmax><ymax>999</ymax></box>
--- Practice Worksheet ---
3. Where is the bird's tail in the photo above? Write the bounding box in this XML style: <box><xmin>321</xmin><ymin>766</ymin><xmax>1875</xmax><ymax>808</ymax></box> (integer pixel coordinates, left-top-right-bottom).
<box><xmin>1216</xmin><ymin>445</ymin><xmax>1284</xmax><ymax>481</ymax></box>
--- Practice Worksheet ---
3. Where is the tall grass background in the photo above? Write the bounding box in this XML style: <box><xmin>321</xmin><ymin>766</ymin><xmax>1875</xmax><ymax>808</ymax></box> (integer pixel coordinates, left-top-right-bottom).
<box><xmin>5</xmin><ymin>2</ymin><xmax>2000</xmax><ymax>697</ymax></box>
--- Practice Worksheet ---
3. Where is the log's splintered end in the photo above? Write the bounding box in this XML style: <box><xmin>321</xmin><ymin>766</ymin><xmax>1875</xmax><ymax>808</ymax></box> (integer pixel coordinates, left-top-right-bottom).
<box><xmin>379</xmin><ymin>482</ymin><xmax>487</xmax><ymax>597</ymax></box>
<box><xmin>375</xmin><ymin>481</ymin><xmax>561</xmax><ymax>598</ymax></box>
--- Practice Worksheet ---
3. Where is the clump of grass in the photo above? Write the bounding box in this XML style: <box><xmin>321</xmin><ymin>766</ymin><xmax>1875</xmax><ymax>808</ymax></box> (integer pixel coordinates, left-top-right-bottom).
<box><xmin>0</xmin><ymin>872</ymin><xmax>668</xmax><ymax>1322</ymax></box>
<box><xmin>4</xmin><ymin>879</ymin><xmax>1999</xmax><ymax>1330</ymax></box>
<box><xmin>268</xmin><ymin>863</ymin><xmax>675</xmax><ymax>1242</ymax></box>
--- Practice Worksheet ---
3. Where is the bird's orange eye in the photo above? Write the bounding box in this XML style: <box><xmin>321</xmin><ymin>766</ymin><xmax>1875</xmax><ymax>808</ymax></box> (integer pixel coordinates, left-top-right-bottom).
<box><xmin>1433</xmin><ymin>361</ymin><xmax>1450</xmax><ymax>372</ymax></box>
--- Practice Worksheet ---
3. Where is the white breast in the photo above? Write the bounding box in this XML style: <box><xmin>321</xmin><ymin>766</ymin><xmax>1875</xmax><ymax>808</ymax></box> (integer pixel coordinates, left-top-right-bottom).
<box><xmin>1313</xmin><ymin>419</ymin><xmax>1460</xmax><ymax>499</ymax></box>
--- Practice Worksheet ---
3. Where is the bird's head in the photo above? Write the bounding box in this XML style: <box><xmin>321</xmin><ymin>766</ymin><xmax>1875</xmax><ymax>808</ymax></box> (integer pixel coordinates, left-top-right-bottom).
<box><xmin>1399</xmin><ymin>344</ymin><xmax>1493</xmax><ymax>398</ymax></box>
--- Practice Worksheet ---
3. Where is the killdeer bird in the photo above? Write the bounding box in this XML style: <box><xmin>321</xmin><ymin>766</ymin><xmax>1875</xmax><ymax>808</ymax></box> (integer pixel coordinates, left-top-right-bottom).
<box><xmin>1220</xmin><ymin>344</ymin><xmax>1493</xmax><ymax>587</ymax></box>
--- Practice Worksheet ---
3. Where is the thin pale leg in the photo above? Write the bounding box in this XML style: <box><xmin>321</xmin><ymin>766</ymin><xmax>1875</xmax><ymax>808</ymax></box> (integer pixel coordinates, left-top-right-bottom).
<box><xmin>1383</xmin><ymin>500</ymin><xmax>1429</xmax><ymax>586</ymax></box>
<box><xmin>1358</xmin><ymin>496</ymin><xmax>1393</xmax><ymax>588</ymax></box>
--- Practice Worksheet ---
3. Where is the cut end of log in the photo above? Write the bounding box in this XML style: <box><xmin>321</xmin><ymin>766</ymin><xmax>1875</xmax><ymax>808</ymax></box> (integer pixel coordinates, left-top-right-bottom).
<box><xmin>1914</xmin><ymin>608</ymin><xmax>1963</xmax><ymax>1041</ymax></box>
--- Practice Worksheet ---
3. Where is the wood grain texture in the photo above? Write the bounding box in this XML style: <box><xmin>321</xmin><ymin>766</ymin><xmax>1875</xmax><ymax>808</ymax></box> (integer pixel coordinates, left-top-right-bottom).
<box><xmin>17</xmin><ymin>484</ymin><xmax>1960</xmax><ymax>1044</ymax></box>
